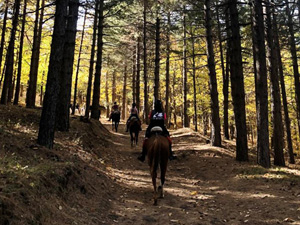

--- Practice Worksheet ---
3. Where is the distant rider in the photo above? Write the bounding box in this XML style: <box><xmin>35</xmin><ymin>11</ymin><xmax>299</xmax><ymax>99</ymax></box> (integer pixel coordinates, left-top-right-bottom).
<box><xmin>126</xmin><ymin>103</ymin><xmax>142</xmax><ymax>132</ymax></box>
<box><xmin>108</xmin><ymin>102</ymin><xmax>119</xmax><ymax>121</ymax></box>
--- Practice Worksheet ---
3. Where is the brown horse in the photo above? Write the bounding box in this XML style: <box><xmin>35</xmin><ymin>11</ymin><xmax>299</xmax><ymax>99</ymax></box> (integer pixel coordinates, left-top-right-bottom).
<box><xmin>145</xmin><ymin>130</ymin><xmax>170</xmax><ymax>205</ymax></box>
<box><xmin>128</xmin><ymin>117</ymin><xmax>140</xmax><ymax>147</ymax></box>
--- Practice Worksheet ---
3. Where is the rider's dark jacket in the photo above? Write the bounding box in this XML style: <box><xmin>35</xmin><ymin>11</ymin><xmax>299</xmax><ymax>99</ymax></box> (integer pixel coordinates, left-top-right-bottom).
<box><xmin>145</xmin><ymin>110</ymin><xmax>169</xmax><ymax>138</ymax></box>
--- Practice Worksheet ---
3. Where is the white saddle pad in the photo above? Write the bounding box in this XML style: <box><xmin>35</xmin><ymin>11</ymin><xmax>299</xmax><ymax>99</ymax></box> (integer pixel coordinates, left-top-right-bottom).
<box><xmin>151</xmin><ymin>126</ymin><xmax>163</xmax><ymax>133</ymax></box>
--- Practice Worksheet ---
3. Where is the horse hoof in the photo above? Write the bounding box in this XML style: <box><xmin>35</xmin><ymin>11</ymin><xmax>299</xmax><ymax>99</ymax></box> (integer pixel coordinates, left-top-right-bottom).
<box><xmin>158</xmin><ymin>186</ymin><xmax>164</xmax><ymax>198</ymax></box>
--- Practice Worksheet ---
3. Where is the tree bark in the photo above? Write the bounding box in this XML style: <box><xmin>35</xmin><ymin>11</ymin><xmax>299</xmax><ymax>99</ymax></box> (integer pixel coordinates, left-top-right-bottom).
<box><xmin>165</xmin><ymin>12</ymin><xmax>171</xmax><ymax>128</ymax></box>
<box><xmin>91</xmin><ymin>0</ymin><xmax>104</xmax><ymax>120</ymax></box>
<box><xmin>154</xmin><ymin>17</ymin><xmax>160</xmax><ymax>102</ymax></box>
<box><xmin>85</xmin><ymin>1</ymin><xmax>99</xmax><ymax>118</ymax></box>
<box><xmin>273</xmin><ymin>5</ymin><xmax>294</xmax><ymax>164</ymax></box>
<box><xmin>143</xmin><ymin>0</ymin><xmax>149</xmax><ymax>124</ymax></box>
<box><xmin>112</xmin><ymin>70</ymin><xmax>116</xmax><ymax>102</ymax></box>
<box><xmin>56</xmin><ymin>0</ymin><xmax>79</xmax><ymax>131</ymax></box>
<box><xmin>217</xmin><ymin>3</ymin><xmax>228</xmax><ymax>139</ymax></box>
<box><xmin>265</xmin><ymin>0</ymin><xmax>285</xmax><ymax>166</ymax></box>
<box><xmin>136</xmin><ymin>37</ymin><xmax>141</xmax><ymax>111</ymax></box>
<box><xmin>26</xmin><ymin>0</ymin><xmax>45</xmax><ymax>108</ymax></box>
<box><xmin>72</xmin><ymin>8</ymin><xmax>87</xmax><ymax>115</ymax></box>
<box><xmin>132</xmin><ymin>49</ymin><xmax>136</xmax><ymax>103</ymax></box>
<box><xmin>122</xmin><ymin>65</ymin><xmax>127</xmax><ymax>120</ymax></box>
<box><xmin>14</xmin><ymin>0</ymin><xmax>28</xmax><ymax>105</ymax></box>
<box><xmin>8</xmin><ymin>49</ymin><xmax>19</xmax><ymax>102</ymax></box>
<box><xmin>285</xmin><ymin>0</ymin><xmax>300</xmax><ymax>137</ymax></box>
<box><xmin>204</xmin><ymin>0</ymin><xmax>221</xmax><ymax>146</ymax></box>
<box><xmin>252</xmin><ymin>0</ymin><xmax>270</xmax><ymax>168</ymax></box>
<box><xmin>228</xmin><ymin>0</ymin><xmax>248</xmax><ymax>161</ymax></box>
<box><xmin>182</xmin><ymin>7</ymin><xmax>189</xmax><ymax>128</ymax></box>
<box><xmin>0</xmin><ymin>0</ymin><xmax>8</xmax><ymax>79</ymax></box>
<box><xmin>191</xmin><ymin>29</ymin><xmax>198</xmax><ymax>132</ymax></box>
<box><xmin>105</xmin><ymin>71</ymin><xmax>109</xmax><ymax>118</ymax></box>
<box><xmin>0</xmin><ymin>0</ymin><xmax>21</xmax><ymax>105</ymax></box>
<box><xmin>37</xmin><ymin>0</ymin><xmax>69</xmax><ymax>148</ymax></box>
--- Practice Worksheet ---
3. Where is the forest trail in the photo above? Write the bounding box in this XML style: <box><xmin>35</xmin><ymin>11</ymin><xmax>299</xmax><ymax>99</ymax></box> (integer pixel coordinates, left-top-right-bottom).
<box><xmin>99</xmin><ymin>119</ymin><xmax>300</xmax><ymax>225</ymax></box>
<box><xmin>1</xmin><ymin>106</ymin><xmax>300</xmax><ymax>225</ymax></box>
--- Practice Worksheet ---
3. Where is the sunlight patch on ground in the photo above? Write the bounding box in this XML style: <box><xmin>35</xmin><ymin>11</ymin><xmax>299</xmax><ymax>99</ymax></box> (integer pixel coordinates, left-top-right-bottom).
<box><xmin>164</xmin><ymin>186</ymin><xmax>214</xmax><ymax>200</ymax></box>
<box><xmin>106</xmin><ymin>167</ymin><xmax>151</xmax><ymax>187</ymax></box>
<box><xmin>13</xmin><ymin>123</ymin><xmax>36</xmax><ymax>135</ymax></box>
<box><xmin>218</xmin><ymin>189</ymin><xmax>277</xmax><ymax>200</ymax></box>
<box><xmin>174</xmin><ymin>143</ymin><xmax>235</xmax><ymax>157</ymax></box>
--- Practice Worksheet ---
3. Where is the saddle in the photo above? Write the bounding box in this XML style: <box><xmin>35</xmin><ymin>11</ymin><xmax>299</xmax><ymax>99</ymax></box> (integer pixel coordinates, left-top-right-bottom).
<box><xmin>130</xmin><ymin>116</ymin><xmax>138</xmax><ymax>122</ymax></box>
<box><xmin>150</xmin><ymin>126</ymin><xmax>163</xmax><ymax>133</ymax></box>
<box><xmin>112</xmin><ymin>110</ymin><xmax>120</xmax><ymax>115</ymax></box>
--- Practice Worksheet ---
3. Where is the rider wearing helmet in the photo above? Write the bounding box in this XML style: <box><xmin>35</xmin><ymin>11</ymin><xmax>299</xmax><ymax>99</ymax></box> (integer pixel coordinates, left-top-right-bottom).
<box><xmin>138</xmin><ymin>100</ymin><xmax>176</xmax><ymax>162</ymax></box>
<box><xmin>126</xmin><ymin>103</ymin><xmax>142</xmax><ymax>132</ymax></box>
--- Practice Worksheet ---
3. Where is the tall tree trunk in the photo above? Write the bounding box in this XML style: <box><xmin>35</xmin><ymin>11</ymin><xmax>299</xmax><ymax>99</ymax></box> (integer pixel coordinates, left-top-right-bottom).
<box><xmin>224</xmin><ymin>3</ymin><xmax>232</xmax><ymax>142</ymax></box>
<box><xmin>14</xmin><ymin>0</ymin><xmax>28</xmax><ymax>105</ymax></box>
<box><xmin>285</xmin><ymin>0</ymin><xmax>300</xmax><ymax>137</ymax></box>
<box><xmin>37</xmin><ymin>0</ymin><xmax>69</xmax><ymax>148</ymax></box>
<box><xmin>136</xmin><ymin>37</ymin><xmax>141</xmax><ymax>111</ymax></box>
<box><xmin>182</xmin><ymin>7</ymin><xmax>189</xmax><ymax>127</ymax></box>
<box><xmin>154</xmin><ymin>17</ymin><xmax>160</xmax><ymax>102</ymax></box>
<box><xmin>56</xmin><ymin>0</ymin><xmax>79</xmax><ymax>131</ymax></box>
<box><xmin>132</xmin><ymin>49</ymin><xmax>136</xmax><ymax>103</ymax></box>
<box><xmin>8</xmin><ymin>49</ymin><xmax>19</xmax><ymax>102</ymax></box>
<box><xmin>122</xmin><ymin>65</ymin><xmax>127</xmax><ymax>120</ymax></box>
<box><xmin>252</xmin><ymin>0</ymin><xmax>270</xmax><ymax>168</ymax></box>
<box><xmin>85</xmin><ymin>1</ymin><xmax>99</xmax><ymax>118</ymax></box>
<box><xmin>228</xmin><ymin>0</ymin><xmax>248</xmax><ymax>161</ymax></box>
<box><xmin>0</xmin><ymin>0</ymin><xmax>8</xmax><ymax>79</ymax></box>
<box><xmin>172</xmin><ymin>70</ymin><xmax>177</xmax><ymax>128</ymax></box>
<box><xmin>26</xmin><ymin>0</ymin><xmax>45</xmax><ymax>108</ymax></box>
<box><xmin>166</xmin><ymin>11</ymin><xmax>171</xmax><ymax>128</ymax></box>
<box><xmin>217</xmin><ymin>4</ymin><xmax>228</xmax><ymax>139</ymax></box>
<box><xmin>0</xmin><ymin>64</ymin><xmax>6</xmax><ymax>94</ymax></box>
<box><xmin>72</xmin><ymin>8</ymin><xmax>87</xmax><ymax>115</ymax></box>
<box><xmin>112</xmin><ymin>70</ymin><xmax>116</xmax><ymax>102</ymax></box>
<box><xmin>105</xmin><ymin>71</ymin><xmax>109</xmax><ymax>118</ymax></box>
<box><xmin>204</xmin><ymin>0</ymin><xmax>221</xmax><ymax>146</ymax></box>
<box><xmin>0</xmin><ymin>0</ymin><xmax>21</xmax><ymax>105</ymax></box>
<box><xmin>91</xmin><ymin>0</ymin><xmax>104</xmax><ymax>120</ymax></box>
<box><xmin>143</xmin><ymin>0</ymin><xmax>149</xmax><ymax>124</ymax></box>
<box><xmin>273</xmin><ymin>6</ymin><xmax>294</xmax><ymax>164</ymax></box>
<box><xmin>265</xmin><ymin>0</ymin><xmax>285</xmax><ymax>166</ymax></box>
<box><xmin>191</xmin><ymin>29</ymin><xmax>198</xmax><ymax>132</ymax></box>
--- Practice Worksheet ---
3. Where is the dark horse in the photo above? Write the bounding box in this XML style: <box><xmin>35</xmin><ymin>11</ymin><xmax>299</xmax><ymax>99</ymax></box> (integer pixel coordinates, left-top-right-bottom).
<box><xmin>145</xmin><ymin>127</ymin><xmax>170</xmax><ymax>205</ymax></box>
<box><xmin>128</xmin><ymin>117</ymin><xmax>140</xmax><ymax>147</ymax></box>
<box><xmin>111</xmin><ymin>111</ymin><xmax>120</xmax><ymax>132</ymax></box>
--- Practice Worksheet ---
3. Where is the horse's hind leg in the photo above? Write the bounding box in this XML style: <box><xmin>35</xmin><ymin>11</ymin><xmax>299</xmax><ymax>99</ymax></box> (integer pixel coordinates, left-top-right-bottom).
<box><xmin>130</xmin><ymin>132</ymin><xmax>133</xmax><ymax>147</ymax></box>
<box><xmin>159</xmin><ymin>166</ymin><xmax>167</xmax><ymax>199</ymax></box>
<box><xmin>152</xmin><ymin>171</ymin><xmax>157</xmax><ymax>205</ymax></box>
<box><xmin>135</xmin><ymin>131</ymin><xmax>139</xmax><ymax>146</ymax></box>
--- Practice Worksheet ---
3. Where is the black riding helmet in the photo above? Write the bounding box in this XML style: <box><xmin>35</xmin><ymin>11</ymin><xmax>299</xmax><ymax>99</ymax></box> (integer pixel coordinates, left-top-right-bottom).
<box><xmin>154</xmin><ymin>100</ymin><xmax>163</xmax><ymax>112</ymax></box>
<box><xmin>132</xmin><ymin>102</ymin><xmax>136</xmax><ymax>108</ymax></box>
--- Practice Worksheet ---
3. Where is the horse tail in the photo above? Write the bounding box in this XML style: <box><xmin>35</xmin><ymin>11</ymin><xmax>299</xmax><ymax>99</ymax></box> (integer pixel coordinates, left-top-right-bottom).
<box><xmin>151</xmin><ymin>136</ymin><xmax>161</xmax><ymax>177</ymax></box>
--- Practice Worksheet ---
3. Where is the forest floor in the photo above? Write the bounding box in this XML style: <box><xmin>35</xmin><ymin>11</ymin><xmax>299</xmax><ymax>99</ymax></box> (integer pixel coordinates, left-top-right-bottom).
<box><xmin>1</xmin><ymin>105</ymin><xmax>300</xmax><ymax>225</ymax></box>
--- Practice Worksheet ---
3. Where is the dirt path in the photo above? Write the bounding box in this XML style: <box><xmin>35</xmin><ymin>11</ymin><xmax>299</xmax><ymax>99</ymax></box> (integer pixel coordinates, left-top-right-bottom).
<box><xmin>100</xmin><ymin>119</ymin><xmax>300</xmax><ymax>225</ymax></box>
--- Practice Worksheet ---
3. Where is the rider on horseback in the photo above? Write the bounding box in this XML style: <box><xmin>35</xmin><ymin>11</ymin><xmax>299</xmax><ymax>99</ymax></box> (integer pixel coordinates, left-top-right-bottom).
<box><xmin>108</xmin><ymin>102</ymin><xmax>119</xmax><ymax>121</ymax></box>
<box><xmin>126</xmin><ymin>103</ymin><xmax>142</xmax><ymax>132</ymax></box>
<box><xmin>138</xmin><ymin>100</ymin><xmax>176</xmax><ymax>162</ymax></box>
